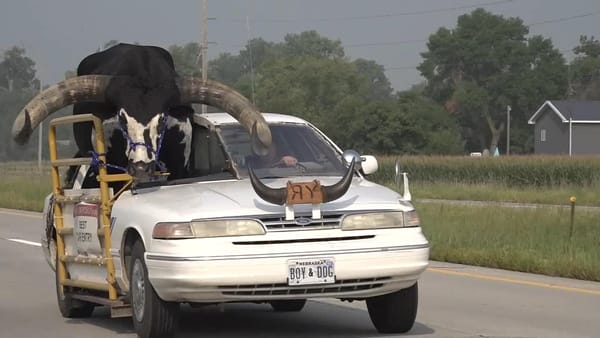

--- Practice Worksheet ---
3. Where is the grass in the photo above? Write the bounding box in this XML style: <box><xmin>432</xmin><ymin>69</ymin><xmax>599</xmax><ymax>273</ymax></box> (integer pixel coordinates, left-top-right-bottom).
<box><xmin>407</xmin><ymin>182</ymin><xmax>600</xmax><ymax>206</ymax></box>
<box><xmin>417</xmin><ymin>202</ymin><xmax>600</xmax><ymax>281</ymax></box>
<box><xmin>373</xmin><ymin>155</ymin><xmax>600</xmax><ymax>187</ymax></box>
<box><xmin>0</xmin><ymin>162</ymin><xmax>51</xmax><ymax>211</ymax></box>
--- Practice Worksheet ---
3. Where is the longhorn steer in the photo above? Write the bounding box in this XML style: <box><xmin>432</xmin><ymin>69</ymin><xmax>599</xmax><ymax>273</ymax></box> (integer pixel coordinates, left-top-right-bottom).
<box><xmin>12</xmin><ymin>43</ymin><xmax>272</xmax><ymax>182</ymax></box>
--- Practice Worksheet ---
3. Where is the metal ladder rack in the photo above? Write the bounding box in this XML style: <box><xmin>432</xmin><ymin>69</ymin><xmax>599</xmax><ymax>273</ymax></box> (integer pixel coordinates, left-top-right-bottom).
<box><xmin>48</xmin><ymin>114</ymin><xmax>132</xmax><ymax>314</ymax></box>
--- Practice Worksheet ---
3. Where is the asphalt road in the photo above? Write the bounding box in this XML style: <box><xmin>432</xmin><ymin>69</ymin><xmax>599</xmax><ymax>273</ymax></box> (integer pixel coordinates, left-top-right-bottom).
<box><xmin>1</xmin><ymin>208</ymin><xmax>599</xmax><ymax>338</ymax></box>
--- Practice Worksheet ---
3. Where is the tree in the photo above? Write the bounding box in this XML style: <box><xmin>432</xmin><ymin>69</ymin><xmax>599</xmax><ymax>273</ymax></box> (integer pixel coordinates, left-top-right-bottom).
<box><xmin>253</xmin><ymin>56</ymin><xmax>369</xmax><ymax>142</ymax></box>
<box><xmin>207</xmin><ymin>31</ymin><xmax>348</xmax><ymax>89</ymax></box>
<box><xmin>282</xmin><ymin>30</ymin><xmax>345</xmax><ymax>59</ymax></box>
<box><xmin>208</xmin><ymin>38</ymin><xmax>280</xmax><ymax>87</ymax></box>
<box><xmin>0</xmin><ymin>47</ymin><xmax>39</xmax><ymax>160</ymax></box>
<box><xmin>168</xmin><ymin>42</ymin><xmax>202</xmax><ymax>77</ymax></box>
<box><xmin>359</xmin><ymin>91</ymin><xmax>463</xmax><ymax>155</ymax></box>
<box><xmin>569</xmin><ymin>35</ymin><xmax>600</xmax><ymax>100</ymax></box>
<box><xmin>239</xmin><ymin>38</ymin><xmax>282</xmax><ymax>72</ymax></box>
<box><xmin>573</xmin><ymin>35</ymin><xmax>600</xmax><ymax>57</ymax></box>
<box><xmin>0</xmin><ymin>47</ymin><xmax>38</xmax><ymax>92</ymax></box>
<box><xmin>353</xmin><ymin>59</ymin><xmax>393</xmax><ymax>101</ymax></box>
<box><xmin>209</xmin><ymin>52</ymin><xmax>244</xmax><ymax>87</ymax></box>
<box><xmin>418</xmin><ymin>9</ymin><xmax>567</xmax><ymax>154</ymax></box>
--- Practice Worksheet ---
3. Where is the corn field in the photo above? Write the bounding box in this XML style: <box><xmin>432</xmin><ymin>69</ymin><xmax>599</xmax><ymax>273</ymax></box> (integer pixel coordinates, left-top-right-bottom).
<box><xmin>370</xmin><ymin>155</ymin><xmax>600</xmax><ymax>188</ymax></box>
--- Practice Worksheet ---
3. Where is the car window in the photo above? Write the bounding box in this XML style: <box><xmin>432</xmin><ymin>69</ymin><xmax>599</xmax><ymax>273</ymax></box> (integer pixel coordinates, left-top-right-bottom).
<box><xmin>219</xmin><ymin>123</ymin><xmax>347</xmax><ymax>178</ymax></box>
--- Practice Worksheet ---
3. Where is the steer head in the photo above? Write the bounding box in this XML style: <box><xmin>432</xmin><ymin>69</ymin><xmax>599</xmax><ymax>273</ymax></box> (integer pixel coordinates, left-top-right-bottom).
<box><xmin>103</xmin><ymin>75</ymin><xmax>192</xmax><ymax>177</ymax></box>
<box><xmin>114</xmin><ymin>109</ymin><xmax>170</xmax><ymax>177</ymax></box>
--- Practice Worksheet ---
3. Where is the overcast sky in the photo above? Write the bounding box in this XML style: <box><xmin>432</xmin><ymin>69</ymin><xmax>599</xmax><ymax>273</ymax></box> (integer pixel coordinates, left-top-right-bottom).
<box><xmin>2</xmin><ymin>0</ymin><xmax>599</xmax><ymax>91</ymax></box>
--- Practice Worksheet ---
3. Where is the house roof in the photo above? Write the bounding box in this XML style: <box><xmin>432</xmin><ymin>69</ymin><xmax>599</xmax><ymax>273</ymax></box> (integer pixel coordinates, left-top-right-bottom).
<box><xmin>528</xmin><ymin>100</ymin><xmax>600</xmax><ymax>124</ymax></box>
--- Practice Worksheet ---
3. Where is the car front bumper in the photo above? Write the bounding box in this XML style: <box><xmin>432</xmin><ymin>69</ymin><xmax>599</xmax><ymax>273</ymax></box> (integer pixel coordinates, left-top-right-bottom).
<box><xmin>145</xmin><ymin>244</ymin><xmax>429</xmax><ymax>303</ymax></box>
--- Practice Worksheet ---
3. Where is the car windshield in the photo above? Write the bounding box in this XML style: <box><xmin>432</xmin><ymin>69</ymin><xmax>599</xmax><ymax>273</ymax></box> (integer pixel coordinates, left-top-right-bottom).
<box><xmin>219</xmin><ymin>123</ymin><xmax>347</xmax><ymax>178</ymax></box>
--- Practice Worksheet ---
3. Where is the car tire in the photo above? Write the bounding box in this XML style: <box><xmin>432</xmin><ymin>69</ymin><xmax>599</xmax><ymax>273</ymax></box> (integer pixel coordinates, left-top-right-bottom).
<box><xmin>366</xmin><ymin>282</ymin><xmax>418</xmax><ymax>334</ymax></box>
<box><xmin>55</xmin><ymin>250</ymin><xmax>95</xmax><ymax>318</ymax></box>
<box><xmin>129</xmin><ymin>240</ymin><xmax>179</xmax><ymax>338</ymax></box>
<box><xmin>270</xmin><ymin>299</ymin><xmax>307</xmax><ymax>312</ymax></box>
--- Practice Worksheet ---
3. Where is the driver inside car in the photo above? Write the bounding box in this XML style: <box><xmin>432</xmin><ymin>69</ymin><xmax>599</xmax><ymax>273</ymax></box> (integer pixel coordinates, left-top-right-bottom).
<box><xmin>259</xmin><ymin>143</ymin><xmax>298</xmax><ymax>168</ymax></box>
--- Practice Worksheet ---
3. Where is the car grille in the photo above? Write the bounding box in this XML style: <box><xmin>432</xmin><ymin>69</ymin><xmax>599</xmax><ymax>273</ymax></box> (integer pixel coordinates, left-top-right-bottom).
<box><xmin>260</xmin><ymin>213</ymin><xmax>343</xmax><ymax>231</ymax></box>
<box><xmin>219</xmin><ymin>277</ymin><xmax>390</xmax><ymax>296</ymax></box>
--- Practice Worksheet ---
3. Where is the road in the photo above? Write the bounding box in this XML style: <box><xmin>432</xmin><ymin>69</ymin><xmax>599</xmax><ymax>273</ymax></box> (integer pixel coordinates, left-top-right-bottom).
<box><xmin>1</xmin><ymin>208</ymin><xmax>599</xmax><ymax>338</ymax></box>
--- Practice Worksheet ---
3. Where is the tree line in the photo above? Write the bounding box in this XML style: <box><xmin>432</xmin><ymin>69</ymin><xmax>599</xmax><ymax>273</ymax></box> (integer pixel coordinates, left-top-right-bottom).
<box><xmin>1</xmin><ymin>8</ymin><xmax>599</xmax><ymax>161</ymax></box>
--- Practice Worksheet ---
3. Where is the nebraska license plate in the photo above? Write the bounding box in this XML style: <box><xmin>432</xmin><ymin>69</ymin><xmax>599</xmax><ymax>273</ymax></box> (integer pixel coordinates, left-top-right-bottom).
<box><xmin>287</xmin><ymin>258</ymin><xmax>335</xmax><ymax>286</ymax></box>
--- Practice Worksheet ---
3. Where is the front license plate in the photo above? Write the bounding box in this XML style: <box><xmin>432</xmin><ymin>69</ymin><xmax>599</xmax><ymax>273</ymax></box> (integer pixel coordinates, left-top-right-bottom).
<box><xmin>287</xmin><ymin>258</ymin><xmax>335</xmax><ymax>286</ymax></box>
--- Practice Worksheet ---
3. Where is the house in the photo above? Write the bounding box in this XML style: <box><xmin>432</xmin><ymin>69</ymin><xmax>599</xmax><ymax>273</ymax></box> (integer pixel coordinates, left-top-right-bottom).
<box><xmin>528</xmin><ymin>100</ymin><xmax>600</xmax><ymax>155</ymax></box>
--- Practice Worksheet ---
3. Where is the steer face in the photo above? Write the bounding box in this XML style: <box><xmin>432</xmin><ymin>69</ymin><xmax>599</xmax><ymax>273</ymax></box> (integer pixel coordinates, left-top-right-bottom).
<box><xmin>111</xmin><ymin>108</ymin><xmax>192</xmax><ymax>178</ymax></box>
<box><xmin>116</xmin><ymin>108</ymin><xmax>165</xmax><ymax>176</ymax></box>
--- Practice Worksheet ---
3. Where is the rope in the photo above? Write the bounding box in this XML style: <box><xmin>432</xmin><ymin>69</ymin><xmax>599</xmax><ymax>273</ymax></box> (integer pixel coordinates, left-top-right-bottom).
<box><xmin>88</xmin><ymin>151</ymin><xmax>128</xmax><ymax>173</ymax></box>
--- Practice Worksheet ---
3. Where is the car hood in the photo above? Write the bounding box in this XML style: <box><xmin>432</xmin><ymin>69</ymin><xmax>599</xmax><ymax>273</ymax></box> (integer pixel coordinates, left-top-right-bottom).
<box><xmin>112</xmin><ymin>176</ymin><xmax>412</xmax><ymax>221</ymax></box>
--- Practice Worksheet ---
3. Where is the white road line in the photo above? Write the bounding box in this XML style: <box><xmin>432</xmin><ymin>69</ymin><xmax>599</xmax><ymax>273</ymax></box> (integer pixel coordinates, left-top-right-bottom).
<box><xmin>4</xmin><ymin>238</ymin><xmax>42</xmax><ymax>247</ymax></box>
<box><xmin>0</xmin><ymin>208</ymin><xmax>42</xmax><ymax>218</ymax></box>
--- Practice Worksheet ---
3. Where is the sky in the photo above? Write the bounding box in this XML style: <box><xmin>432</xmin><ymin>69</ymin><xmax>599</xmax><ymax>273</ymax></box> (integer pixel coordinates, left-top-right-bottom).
<box><xmin>1</xmin><ymin>0</ymin><xmax>599</xmax><ymax>91</ymax></box>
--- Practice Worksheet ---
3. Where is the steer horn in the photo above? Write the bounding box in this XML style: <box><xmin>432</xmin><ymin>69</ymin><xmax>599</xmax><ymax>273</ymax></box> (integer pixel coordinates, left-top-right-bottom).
<box><xmin>12</xmin><ymin>75</ymin><xmax>113</xmax><ymax>145</ymax></box>
<box><xmin>177</xmin><ymin>78</ymin><xmax>271</xmax><ymax>156</ymax></box>
<box><xmin>249</xmin><ymin>159</ymin><xmax>356</xmax><ymax>205</ymax></box>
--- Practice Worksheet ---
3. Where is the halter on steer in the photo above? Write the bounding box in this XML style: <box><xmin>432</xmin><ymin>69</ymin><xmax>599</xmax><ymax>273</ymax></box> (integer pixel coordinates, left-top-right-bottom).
<box><xmin>89</xmin><ymin>113</ymin><xmax>170</xmax><ymax>174</ymax></box>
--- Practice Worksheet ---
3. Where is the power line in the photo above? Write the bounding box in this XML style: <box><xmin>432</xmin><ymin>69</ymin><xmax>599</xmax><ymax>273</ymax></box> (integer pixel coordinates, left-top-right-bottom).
<box><xmin>222</xmin><ymin>0</ymin><xmax>515</xmax><ymax>23</ymax></box>
<box><xmin>216</xmin><ymin>10</ymin><xmax>600</xmax><ymax>51</ymax></box>
<box><xmin>346</xmin><ymin>9</ymin><xmax>600</xmax><ymax>49</ymax></box>
<box><xmin>344</xmin><ymin>39</ymin><xmax>426</xmax><ymax>49</ymax></box>
<box><xmin>527</xmin><ymin>10</ymin><xmax>600</xmax><ymax>27</ymax></box>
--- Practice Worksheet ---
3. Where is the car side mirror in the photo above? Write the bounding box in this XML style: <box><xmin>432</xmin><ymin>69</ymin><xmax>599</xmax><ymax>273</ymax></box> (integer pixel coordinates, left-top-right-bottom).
<box><xmin>342</xmin><ymin>150</ymin><xmax>378</xmax><ymax>176</ymax></box>
<box><xmin>360</xmin><ymin>155</ymin><xmax>378</xmax><ymax>175</ymax></box>
<box><xmin>342</xmin><ymin>150</ymin><xmax>361</xmax><ymax>166</ymax></box>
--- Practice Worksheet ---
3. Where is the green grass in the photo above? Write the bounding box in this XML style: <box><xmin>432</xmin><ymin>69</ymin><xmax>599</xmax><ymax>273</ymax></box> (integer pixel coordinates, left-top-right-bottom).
<box><xmin>408</xmin><ymin>182</ymin><xmax>600</xmax><ymax>206</ymax></box>
<box><xmin>0</xmin><ymin>162</ymin><xmax>52</xmax><ymax>212</ymax></box>
<box><xmin>417</xmin><ymin>202</ymin><xmax>600</xmax><ymax>281</ymax></box>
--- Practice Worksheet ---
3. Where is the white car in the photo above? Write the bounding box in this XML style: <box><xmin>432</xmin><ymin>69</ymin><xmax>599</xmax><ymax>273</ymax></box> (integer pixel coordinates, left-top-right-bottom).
<box><xmin>41</xmin><ymin>112</ymin><xmax>429</xmax><ymax>337</ymax></box>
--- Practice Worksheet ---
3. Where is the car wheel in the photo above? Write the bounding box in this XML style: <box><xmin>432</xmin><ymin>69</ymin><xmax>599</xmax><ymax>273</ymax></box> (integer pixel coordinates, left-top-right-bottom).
<box><xmin>366</xmin><ymin>282</ymin><xmax>418</xmax><ymax>334</ymax></box>
<box><xmin>55</xmin><ymin>250</ymin><xmax>95</xmax><ymax>318</ymax></box>
<box><xmin>270</xmin><ymin>299</ymin><xmax>307</xmax><ymax>312</ymax></box>
<box><xmin>129</xmin><ymin>240</ymin><xmax>179</xmax><ymax>338</ymax></box>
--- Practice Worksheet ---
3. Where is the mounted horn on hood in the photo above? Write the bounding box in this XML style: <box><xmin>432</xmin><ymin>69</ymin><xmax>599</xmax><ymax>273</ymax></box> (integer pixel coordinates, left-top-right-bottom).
<box><xmin>248</xmin><ymin>159</ymin><xmax>356</xmax><ymax>205</ymax></box>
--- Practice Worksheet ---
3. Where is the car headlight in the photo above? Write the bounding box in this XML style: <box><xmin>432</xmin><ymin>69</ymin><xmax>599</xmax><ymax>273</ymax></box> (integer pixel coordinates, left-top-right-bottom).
<box><xmin>341</xmin><ymin>211</ymin><xmax>420</xmax><ymax>230</ymax></box>
<box><xmin>153</xmin><ymin>219</ymin><xmax>266</xmax><ymax>239</ymax></box>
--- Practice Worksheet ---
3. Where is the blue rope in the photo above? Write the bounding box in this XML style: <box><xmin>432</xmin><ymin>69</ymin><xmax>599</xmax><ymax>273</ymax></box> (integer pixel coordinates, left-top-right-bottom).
<box><xmin>88</xmin><ymin>151</ymin><xmax>128</xmax><ymax>173</ymax></box>
<box><xmin>88</xmin><ymin>113</ymin><xmax>170</xmax><ymax>173</ymax></box>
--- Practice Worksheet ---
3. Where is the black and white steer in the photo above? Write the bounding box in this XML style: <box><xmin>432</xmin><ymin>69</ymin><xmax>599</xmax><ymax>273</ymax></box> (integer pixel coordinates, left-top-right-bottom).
<box><xmin>11</xmin><ymin>43</ymin><xmax>272</xmax><ymax>183</ymax></box>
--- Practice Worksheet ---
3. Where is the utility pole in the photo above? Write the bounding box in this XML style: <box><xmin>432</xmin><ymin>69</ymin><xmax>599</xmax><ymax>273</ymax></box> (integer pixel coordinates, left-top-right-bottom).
<box><xmin>201</xmin><ymin>0</ymin><xmax>208</xmax><ymax>114</ymax></box>
<box><xmin>246</xmin><ymin>16</ymin><xmax>256</xmax><ymax>105</ymax></box>
<box><xmin>506</xmin><ymin>105</ymin><xmax>511</xmax><ymax>156</ymax></box>
<box><xmin>37</xmin><ymin>82</ymin><xmax>43</xmax><ymax>169</ymax></box>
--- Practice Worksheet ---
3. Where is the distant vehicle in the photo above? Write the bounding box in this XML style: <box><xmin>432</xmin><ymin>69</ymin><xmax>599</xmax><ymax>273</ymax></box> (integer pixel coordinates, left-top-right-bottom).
<box><xmin>41</xmin><ymin>112</ymin><xmax>430</xmax><ymax>338</ymax></box>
